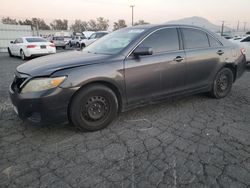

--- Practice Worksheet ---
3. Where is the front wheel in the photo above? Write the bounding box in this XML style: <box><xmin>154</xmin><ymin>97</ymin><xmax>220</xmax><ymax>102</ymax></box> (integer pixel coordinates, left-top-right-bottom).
<box><xmin>81</xmin><ymin>43</ymin><xmax>86</xmax><ymax>49</ymax></box>
<box><xmin>69</xmin><ymin>84</ymin><xmax>118</xmax><ymax>131</ymax></box>
<box><xmin>8</xmin><ymin>48</ymin><xmax>13</xmax><ymax>57</ymax></box>
<box><xmin>210</xmin><ymin>68</ymin><xmax>234</xmax><ymax>98</ymax></box>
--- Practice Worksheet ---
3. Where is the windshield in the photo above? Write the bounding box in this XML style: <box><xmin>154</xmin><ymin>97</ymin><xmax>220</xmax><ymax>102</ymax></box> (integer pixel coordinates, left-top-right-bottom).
<box><xmin>83</xmin><ymin>28</ymin><xmax>145</xmax><ymax>55</ymax></box>
<box><xmin>26</xmin><ymin>37</ymin><xmax>47</xmax><ymax>43</ymax></box>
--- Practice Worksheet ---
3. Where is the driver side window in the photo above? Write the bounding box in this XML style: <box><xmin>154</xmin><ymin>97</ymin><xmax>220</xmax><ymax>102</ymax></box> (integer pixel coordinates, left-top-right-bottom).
<box><xmin>90</xmin><ymin>34</ymin><xmax>96</xmax><ymax>39</ymax></box>
<box><xmin>15</xmin><ymin>38</ymin><xmax>23</xmax><ymax>44</ymax></box>
<box><xmin>138</xmin><ymin>28</ymin><xmax>180</xmax><ymax>54</ymax></box>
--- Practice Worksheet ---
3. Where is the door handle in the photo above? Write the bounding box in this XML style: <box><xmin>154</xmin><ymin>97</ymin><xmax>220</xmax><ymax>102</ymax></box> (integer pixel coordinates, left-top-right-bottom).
<box><xmin>173</xmin><ymin>56</ymin><xmax>184</xmax><ymax>62</ymax></box>
<box><xmin>217</xmin><ymin>50</ymin><xmax>224</xmax><ymax>55</ymax></box>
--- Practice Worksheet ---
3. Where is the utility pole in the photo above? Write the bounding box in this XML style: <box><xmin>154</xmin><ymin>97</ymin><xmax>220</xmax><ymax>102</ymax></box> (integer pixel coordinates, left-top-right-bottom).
<box><xmin>36</xmin><ymin>21</ymin><xmax>39</xmax><ymax>36</ymax></box>
<box><xmin>130</xmin><ymin>5</ymin><xmax>135</xmax><ymax>26</ymax></box>
<box><xmin>221</xmin><ymin>21</ymin><xmax>225</xmax><ymax>36</ymax></box>
<box><xmin>243</xmin><ymin>22</ymin><xmax>247</xmax><ymax>31</ymax></box>
<box><xmin>237</xmin><ymin>20</ymin><xmax>239</xmax><ymax>31</ymax></box>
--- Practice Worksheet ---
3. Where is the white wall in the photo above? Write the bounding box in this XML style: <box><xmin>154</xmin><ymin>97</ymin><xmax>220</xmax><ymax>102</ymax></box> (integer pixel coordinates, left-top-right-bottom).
<box><xmin>0</xmin><ymin>23</ymin><xmax>33</xmax><ymax>52</ymax></box>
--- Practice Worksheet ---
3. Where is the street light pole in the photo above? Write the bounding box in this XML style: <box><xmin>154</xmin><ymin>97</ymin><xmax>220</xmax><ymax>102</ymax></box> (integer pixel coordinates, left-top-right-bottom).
<box><xmin>130</xmin><ymin>5</ymin><xmax>135</xmax><ymax>26</ymax></box>
<box><xmin>243</xmin><ymin>22</ymin><xmax>247</xmax><ymax>31</ymax></box>
<box><xmin>237</xmin><ymin>20</ymin><xmax>239</xmax><ymax>31</ymax></box>
<box><xmin>221</xmin><ymin>21</ymin><xmax>225</xmax><ymax>36</ymax></box>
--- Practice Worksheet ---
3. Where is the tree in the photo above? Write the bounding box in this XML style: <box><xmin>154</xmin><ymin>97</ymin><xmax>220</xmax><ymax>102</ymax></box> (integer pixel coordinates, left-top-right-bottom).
<box><xmin>88</xmin><ymin>19</ymin><xmax>98</xmax><ymax>31</ymax></box>
<box><xmin>70</xmin><ymin>19</ymin><xmax>88</xmax><ymax>33</ymax></box>
<box><xmin>50</xmin><ymin>19</ymin><xmax>68</xmax><ymax>30</ymax></box>
<box><xmin>18</xmin><ymin>19</ymin><xmax>32</xmax><ymax>26</ymax></box>
<box><xmin>19</xmin><ymin>18</ymin><xmax>50</xmax><ymax>30</ymax></box>
<box><xmin>134</xmin><ymin>20</ymin><xmax>150</xmax><ymax>26</ymax></box>
<box><xmin>87</xmin><ymin>17</ymin><xmax>109</xmax><ymax>31</ymax></box>
<box><xmin>1</xmin><ymin>17</ymin><xmax>18</xmax><ymax>25</ymax></box>
<box><xmin>113</xmin><ymin>19</ymin><xmax>127</xmax><ymax>31</ymax></box>
<box><xmin>96</xmin><ymin>17</ymin><xmax>109</xmax><ymax>31</ymax></box>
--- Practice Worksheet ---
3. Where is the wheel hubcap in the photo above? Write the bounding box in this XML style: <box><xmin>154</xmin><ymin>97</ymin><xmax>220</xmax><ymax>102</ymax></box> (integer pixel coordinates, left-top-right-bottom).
<box><xmin>82</xmin><ymin>96</ymin><xmax>109</xmax><ymax>121</ymax></box>
<box><xmin>217</xmin><ymin>74</ymin><xmax>229</xmax><ymax>92</ymax></box>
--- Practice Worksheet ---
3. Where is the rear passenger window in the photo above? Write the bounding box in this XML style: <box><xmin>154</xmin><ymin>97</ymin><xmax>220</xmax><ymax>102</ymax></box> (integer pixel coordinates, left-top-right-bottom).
<box><xmin>182</xmin><ymin>28</ymin><xmax>209</xmax><ymax>49</ymax></box>
<box><xmin>208</xmin><ymin>35</ymin><xmax>222</xmax><ymax>47</ymax></box>
<box><xmin>139</xmin><ymin>28</ymin><xmax>179</xmax><ymax>53</ymax></box>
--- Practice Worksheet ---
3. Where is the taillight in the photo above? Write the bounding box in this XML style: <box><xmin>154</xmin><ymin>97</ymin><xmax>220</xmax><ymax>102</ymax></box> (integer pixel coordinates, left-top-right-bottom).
<box><xmin>26</xmin><ymin>44</ymin><xmax>37</xmax><ymax>48</ymax></box>
<box><xmin>241</xmin><ymin>48</ymin><xmax>246</xmax><ymax>55</ymax></box>
<box><xmin>49</xmin><ymin>44</ymin><xmax>55</xmax><ymax>47</ymax></box>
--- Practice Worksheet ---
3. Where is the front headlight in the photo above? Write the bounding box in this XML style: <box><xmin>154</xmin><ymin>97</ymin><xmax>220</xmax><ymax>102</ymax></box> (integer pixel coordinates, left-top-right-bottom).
<box><xmin>21</xmin><ymin>76</ymin><xmax>67</xmax><ymax>94</ymax></box>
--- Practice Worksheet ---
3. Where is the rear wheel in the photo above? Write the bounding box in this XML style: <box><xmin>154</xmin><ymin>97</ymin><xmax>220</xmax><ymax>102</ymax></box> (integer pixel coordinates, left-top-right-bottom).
<box><xmin>8</xmin><ymin>48</ymin><xmax>13</xmax><ymax>57</ymax></box>
<box><xmin>210</xmin><ymin>68</ymin><xmax>233</xmax><ymax>98</ymax></box>
<box><xmin>70</xmin><ymin>84</ymin><xmax>118</xmax><ymax>131</ymax></box>
<box><xmin>20</xmin><ymin>50</ymin><xmax>27</xmax><ymax>60</ymax></box>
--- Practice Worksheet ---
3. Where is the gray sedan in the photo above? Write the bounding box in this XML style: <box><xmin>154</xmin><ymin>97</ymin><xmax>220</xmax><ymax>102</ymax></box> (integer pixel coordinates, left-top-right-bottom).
<box><xmin>9</xmin><ymin>24</ymin><xmax>246</xmax><ymax>131</ymax></box>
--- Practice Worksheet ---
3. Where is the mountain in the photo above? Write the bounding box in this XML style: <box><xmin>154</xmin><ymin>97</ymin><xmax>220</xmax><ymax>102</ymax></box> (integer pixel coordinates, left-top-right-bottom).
<box><xmin>166</xmin><ymin>16</ymin><xmax>230</xmax><ymax>32</ymax></box>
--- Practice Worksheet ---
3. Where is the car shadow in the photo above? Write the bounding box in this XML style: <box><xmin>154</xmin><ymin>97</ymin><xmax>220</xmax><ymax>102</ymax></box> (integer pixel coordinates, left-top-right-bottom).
<box><xmin>246</xmin><ymin>63</ymin><xmax>250</xmax><ymax>72</ymax></box>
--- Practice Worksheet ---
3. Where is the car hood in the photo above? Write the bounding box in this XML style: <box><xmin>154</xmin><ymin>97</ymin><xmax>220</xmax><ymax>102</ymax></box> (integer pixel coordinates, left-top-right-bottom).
<box><xmin>17</xmin><ymin>50</ymin><xmax>111</xmax><ymax>76</ymax></box>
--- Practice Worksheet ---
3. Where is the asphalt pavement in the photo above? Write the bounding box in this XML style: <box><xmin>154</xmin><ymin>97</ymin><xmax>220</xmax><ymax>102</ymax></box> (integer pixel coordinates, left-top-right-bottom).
<box><xmin>0</xmin><ymin>52</ymin><xmax>250</xmax><ymax>188</ymax></box>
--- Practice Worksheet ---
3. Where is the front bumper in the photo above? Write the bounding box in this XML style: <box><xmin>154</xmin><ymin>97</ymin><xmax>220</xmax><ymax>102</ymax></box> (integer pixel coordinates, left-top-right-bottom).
<box><xmin>9</xmin><ymin>84</ymin><xmax>77</xmax><ymax>124</ymax></box>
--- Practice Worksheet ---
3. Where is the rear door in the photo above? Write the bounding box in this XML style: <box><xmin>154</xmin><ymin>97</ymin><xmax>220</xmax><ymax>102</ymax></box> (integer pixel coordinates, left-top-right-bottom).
<box><xmin>181</xmin><ymin>28</ymin><xmax>224</xmax><ymax>90</ymax></box>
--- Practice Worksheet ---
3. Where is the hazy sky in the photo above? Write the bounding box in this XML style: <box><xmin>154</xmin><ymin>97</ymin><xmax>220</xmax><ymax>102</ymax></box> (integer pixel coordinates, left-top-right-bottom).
<box><xmin>0</xmin><ymin>0</ymin><xmax>249</xmax><ymax>29</ymax></box>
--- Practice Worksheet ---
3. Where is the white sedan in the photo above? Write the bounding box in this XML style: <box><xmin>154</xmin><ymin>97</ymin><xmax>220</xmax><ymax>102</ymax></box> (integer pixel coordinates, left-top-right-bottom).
<box><xmin>80</xmin><ymin>31</ymin><xmax>109</xmax><ymax>49</ymax></box>
<box><xmin>8</xmin><ymin>37</ymin><xmax>56</xmax><ymax>60</ymax></box>
<box><xmin>230</xmin><ymin>35</ymin><xmax>250</xmax><ymax>62</ymax></box>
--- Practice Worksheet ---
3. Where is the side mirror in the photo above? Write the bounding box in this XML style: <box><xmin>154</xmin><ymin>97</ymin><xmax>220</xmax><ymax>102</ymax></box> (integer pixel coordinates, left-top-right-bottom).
<box><xmin>10</xmin><ymin>41</ymin><xmax>13</xmax><ymax>44</ymax></box>
<box><xmin>133</xmin><ymin>47</ymin><xmax>153</xmax><ymax>56</ymax></box>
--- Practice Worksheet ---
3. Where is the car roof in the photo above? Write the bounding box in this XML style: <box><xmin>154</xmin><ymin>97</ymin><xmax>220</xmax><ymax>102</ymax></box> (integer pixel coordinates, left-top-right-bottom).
<box><xmin>128</xmin><ymin>24</ymin><xmax>219</xmax><ymax>32</ymax></box>
<box><xmin>22</xmin><ymin>36</ymin><xmax>44</xmax><ymax>39</ymax></box>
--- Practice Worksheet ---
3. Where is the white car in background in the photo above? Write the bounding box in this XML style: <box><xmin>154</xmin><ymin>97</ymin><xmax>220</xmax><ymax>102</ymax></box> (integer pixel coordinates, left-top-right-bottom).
<box><xmin>82</xmin><ymin>31</ymin><xmax>95</xmax><ymax>39</ymax></box>
<box><xmin>80</xmin><ymin>31</ymin><xmax>109</xmax><ymax>49</ymax></box>
<box><xmin>8</xmin><ymin>37</ymin><xmax>56</xmax><ymax>60</ymax></box>
<box><xmin>69</xmin><ymin>36</ymin><xmax>86</xmax><ymax>48</ymax></box>
<box><xmin>230</xmin><ymin>35</ymin><xmax>250</xmax><ymax>62</ymax></box>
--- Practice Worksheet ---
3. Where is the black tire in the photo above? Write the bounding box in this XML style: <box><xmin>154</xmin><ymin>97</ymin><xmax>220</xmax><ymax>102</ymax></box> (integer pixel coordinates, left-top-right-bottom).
<box><xmin>8</xmin><ymin>48</ymin><xmax>13</xmax><ymax>57</ymax></box>
<box><xmin>62</xmin><ymin>46</ymin><xmax>66</xmax><ymax>50</ymax></box>
<box><xmin>20</xmin><ymin>50</ymin><xmax>27</xmax><ymax>60</ymax></box>
<box><xmin>69</xmin><ymin>84</ymin><xmax>118</xmax><ymax>131</ymax></box>
<box><xmin>210</xmin><ymin>67</ymin><xmax>234</xmax><ymax>98</ymax></box>
<box><xmin>76</xmin><ymin>42</ymin><xmax>80</xmax><ymax>48</ymax></box>
<box><xmin>81</xmin><ymin>43</ymin><xmax>86</xmax><ymax>49</ymax></box>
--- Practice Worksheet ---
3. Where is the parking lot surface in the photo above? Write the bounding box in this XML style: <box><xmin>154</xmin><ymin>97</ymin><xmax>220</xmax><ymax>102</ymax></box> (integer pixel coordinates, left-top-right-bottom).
<box><xmin>0</xmin><ymin>52</ymin><xmax>250</xmax><ymax>188</ymax></box>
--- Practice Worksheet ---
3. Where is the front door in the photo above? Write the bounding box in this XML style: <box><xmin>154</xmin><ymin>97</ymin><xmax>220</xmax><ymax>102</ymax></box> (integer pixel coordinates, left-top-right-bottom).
<box><xmin>124</xmin><ymin>27</ymin><xmax>187</xmax><ymax>105</ymax></box>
